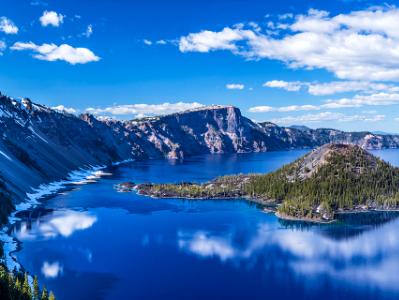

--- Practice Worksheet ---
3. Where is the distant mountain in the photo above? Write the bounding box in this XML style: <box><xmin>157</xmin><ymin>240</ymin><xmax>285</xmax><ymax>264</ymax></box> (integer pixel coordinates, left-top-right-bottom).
<box><xmin>372</xmin><ymin>131</ymin><xmax>398</xmax><ymax>136</ymax></box>
<box><xmin>289</xmin><ymin>125</ymin><xmax>311</xmax><ymax>131</ymax></box>
<box><xmin>1</xmin><ymin>92</ymin><xmax>399</xmax><ymax>219</ymax></box>
<box><xmin>137</xmin><ymin>144</ymin><xmax>399</xmax><ymax>223</ymax></box>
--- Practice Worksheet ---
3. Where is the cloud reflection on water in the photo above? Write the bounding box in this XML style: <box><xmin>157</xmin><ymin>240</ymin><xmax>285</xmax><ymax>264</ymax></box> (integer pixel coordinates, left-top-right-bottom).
<box><xmin>178</xmin><ymin>218</ymin><xmax>399</xmax><ymax>291</ymax></box>
<box><xmin>41</xmin><ymin>261</ymin><xmax>63</xmax><ymax>279</ymax></box>
<box><xmin>15</xmin><ymin>210</ymin><xmax>97</xmax><ymax>240</ymax></box>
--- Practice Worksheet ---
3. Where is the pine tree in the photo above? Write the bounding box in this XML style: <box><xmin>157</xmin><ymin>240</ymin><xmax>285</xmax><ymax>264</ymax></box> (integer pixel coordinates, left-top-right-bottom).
<box><xmin>49</xmin><ymin>291</ymin><xmax>56</xmax><ymax>300</ymax></box>
<box><xmin>23</xmin><ymin>273</ymin><xmax>32</xmax><ymax>299</ymax></box>
<box><xmin>41</xmin><ymin>285</ymin><xmax>48</xmax><ymax>300</ymax></box>
<box><xmin>33</xmin><ymin>275</ymin><xmax>40</xmax><ymax>300</ymax></box>
<box><xmin>15</xmin><ymin>277</ymin><xmax>22</xmax><ymax>293</ymax></box>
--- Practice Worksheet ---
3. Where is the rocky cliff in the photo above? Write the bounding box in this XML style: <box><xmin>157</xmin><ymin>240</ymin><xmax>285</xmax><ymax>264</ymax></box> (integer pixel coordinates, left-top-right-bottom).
<box><xmin>1</xmin><ymin>92</ymin><xmax>399</xmax><ymax>205</ymax></box>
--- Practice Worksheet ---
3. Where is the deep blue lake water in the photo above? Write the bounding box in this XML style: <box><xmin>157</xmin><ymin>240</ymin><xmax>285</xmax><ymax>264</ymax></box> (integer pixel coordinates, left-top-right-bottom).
<box><xmin>11</xmin><ymin>149</ymin><xmax>399</xmax><ymax>300</ymax></box>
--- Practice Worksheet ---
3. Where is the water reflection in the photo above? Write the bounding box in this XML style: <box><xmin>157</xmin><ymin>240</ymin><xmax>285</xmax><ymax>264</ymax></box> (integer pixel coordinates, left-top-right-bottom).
<box><xmin>41</xmin><ymin>261</ymin><xmax>63</xmax><ymax>278</ymax></box>
<box><xmin>178</xmin><ymin>216</ymin><xmax>399</xmax><ymax>292</ymax></box>
<box><xmin>14</xmin><ymin>210</ymin><xmax>97</xmax><ymax>241</ymax></box>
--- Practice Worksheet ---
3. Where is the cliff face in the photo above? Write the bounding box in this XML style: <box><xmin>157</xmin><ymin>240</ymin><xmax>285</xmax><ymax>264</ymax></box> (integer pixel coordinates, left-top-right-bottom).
<box><xmin>259</xmin><ymin>123</ymin><xmax>399</xmax><ymax>150</ymax></box>
<box><xmin>1</xmin><ymin>93</ymin><xmax>399</xmax><ymax>203</ymax></box>
<box><xmin>125</xmin><ymin>106</ymin><xmax>272</xmax><ymax>159</ymax></box>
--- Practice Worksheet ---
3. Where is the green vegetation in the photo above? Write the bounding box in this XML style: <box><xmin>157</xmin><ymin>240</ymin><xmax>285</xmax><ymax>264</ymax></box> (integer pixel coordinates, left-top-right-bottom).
<box><xmin>137</xmin><ymin>144</ymin><xmax>399</xmax><ymax>222</ymax></box>
<box><xmin>0</xmin><ymin>265</ymin><xmax>56</xmax><ymax>300</ymax></box>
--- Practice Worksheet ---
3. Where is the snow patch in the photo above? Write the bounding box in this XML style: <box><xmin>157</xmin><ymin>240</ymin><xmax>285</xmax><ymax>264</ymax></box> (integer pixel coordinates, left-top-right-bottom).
<box><xmin>0</xmin><ymin>150</ymin><xmax>12</xmax><ymax>161</ymax></box>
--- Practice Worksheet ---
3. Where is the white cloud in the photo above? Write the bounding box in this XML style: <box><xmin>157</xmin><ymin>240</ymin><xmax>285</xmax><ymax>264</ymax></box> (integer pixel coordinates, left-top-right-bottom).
<box><xmin>83</xmin><ymin>24</ymin><xmax>93</xmax><ymax>38</ymax></box>
<box><xmin>86</xmin><ymin>102</ymin><xmax>204</xmax><ymax>117</ymax></box>
<box><xmin>263</xmin><ymin>80</ymin><xmax>399</xmax><ymax>96</ymax></box>
<box><xmin>52</xmin><ymin>105</ymin><xmax>77</xmax><ymax>114</ymax></box>
<box><xmin>249</xmin><ymin>104</ymin><xmax>319</xmax><ymax>113</ymax></box>
<box><xmin>156</xmin><ymin>40</ymin><xmax>167</xmax><ymax>45</ymax></box>
<box><xmin>178</xmin><ymin>7</ymin><xmax>399</xmax><ymax>81</ymax></box>
<box><xmin>324</xmin><ymin>92</ymin><xmax>399</xmax><ymax>108</ymax></box>
<box><xmin>308</xmin><ymin>81</ymin><xmax>399</xmax><ymax>96</ymax></box>
<box><xmin>263</xmin><ymin>80</ymin><xmax>302</xmax><ymax>91</ymax></box>
<box><xmin>179</xmin><ymin>27</ymin><xmax>254</xmax><ymax>53</ymax></box>
<box><xmin>226</xmin><ymin>83</ymin><xmax>245</xmax><ymax>90</ymax></box>
<box><xmin>0</xmin><ymin>17</ymin><xmax>18</xmax><ymax>34</ymax></box>
<box><xmin>250</xmin><ymin>91</ymin><xmax>399</xmax><ymax>113</ymax></box>
<box><xmin>143</xmin><ymin>39</ymin><xmax>153</xmax><ymax>46</ymax></box>
<box><xmin>11</xmin><ymin>42</ymin><xmax>100</xmax><ymax>64</ymax></box>
<box><xmin>270</xmin><ymin>112</ymin><xmax>385</xmax><ymax>124</ymax></box>
<box><xmin>41</xmin><ymin>261</ymin><xmax>63</xmax><ymax>278</ymax></box>
<box><xmin>40</xmin><ymin>10</ymin><xmax>64</xmax><ymax>27</ymax></box>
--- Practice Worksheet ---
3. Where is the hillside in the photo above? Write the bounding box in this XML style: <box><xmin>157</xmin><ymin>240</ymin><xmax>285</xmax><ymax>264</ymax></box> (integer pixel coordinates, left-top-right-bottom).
<box><xmin>136</xmin><ymin>144</ymin><xmax>399</xmax><ymax>222</ymax></box>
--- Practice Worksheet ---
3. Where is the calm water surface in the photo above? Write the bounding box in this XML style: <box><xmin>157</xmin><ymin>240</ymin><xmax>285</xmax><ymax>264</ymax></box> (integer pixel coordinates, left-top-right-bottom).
<box><xmin>11</xmin><ymin>149</ymin><xmax>399</xmax><ymax>300</ymax></box>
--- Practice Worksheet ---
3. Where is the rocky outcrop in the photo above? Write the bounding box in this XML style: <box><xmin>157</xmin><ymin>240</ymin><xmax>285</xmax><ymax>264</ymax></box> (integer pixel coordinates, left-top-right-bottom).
<box><xmin>1</xmin><ymin>92</ymin><xmax>399</xmax><ymax>204</ymax></box>
<box><xmin>259</xmin><ymin>122</ymin><xmax>399</xmax><ymax>150</ymax></box>
<box><xmin>124</xmin><ymin>106</ymin><xmax>272</xmax><ymax>159</ymax></box>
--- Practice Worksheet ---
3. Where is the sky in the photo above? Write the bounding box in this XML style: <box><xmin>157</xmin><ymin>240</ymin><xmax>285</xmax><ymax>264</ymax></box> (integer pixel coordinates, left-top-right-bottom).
<box><xmin>2</xmin><ymin>0</ymin><xmax>399</xmax><ymax>131</ymax></box>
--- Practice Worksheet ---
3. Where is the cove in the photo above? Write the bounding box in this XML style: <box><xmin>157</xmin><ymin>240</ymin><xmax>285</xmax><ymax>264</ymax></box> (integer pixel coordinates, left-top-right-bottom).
<box><xmin>10</xmin><ymin>149</ymin><xmax>399</xmax><ymax>300</ymax></box>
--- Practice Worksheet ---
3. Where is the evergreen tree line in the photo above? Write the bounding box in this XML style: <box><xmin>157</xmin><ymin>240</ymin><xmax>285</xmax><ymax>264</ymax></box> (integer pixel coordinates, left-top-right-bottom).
<box><xmin>246</xmin><ymin>147</ymin><xmax>399</xmax><ymax>218</ymax></box>
<box><xmin>0</xmin><ymin>265</ymin><xmax>56</xmax><ymax>300</ymax></box>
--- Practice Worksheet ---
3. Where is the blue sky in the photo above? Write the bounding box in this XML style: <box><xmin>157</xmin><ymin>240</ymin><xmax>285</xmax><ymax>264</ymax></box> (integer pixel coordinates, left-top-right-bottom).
<box><xmin>2</xmin><ymin>0</ymin><xmax>399</xmax><ymax>131</ymax></box>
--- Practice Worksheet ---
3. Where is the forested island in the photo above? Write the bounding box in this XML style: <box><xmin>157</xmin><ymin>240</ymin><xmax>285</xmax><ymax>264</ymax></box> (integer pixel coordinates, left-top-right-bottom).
<box><xmin>132</xmin><ymin>144</ymin><xmax>399</xmax><ymax>223</ymax></box>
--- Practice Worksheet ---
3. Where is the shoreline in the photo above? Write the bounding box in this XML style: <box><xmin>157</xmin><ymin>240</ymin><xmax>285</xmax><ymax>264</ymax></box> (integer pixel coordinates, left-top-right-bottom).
<box><xmin>135</xmin><ymin>187</ymin><xmax>277</xmax><ymax>208</ymax></box>
<box><xmin>0</xmin><ymin>159</ymin><xmax>134</xmax><ymax>272</ymax></box>
<box><xmin>275</xmin><ymin>211</ymin><xmax>336</xmax><ymax>224</ymax></box>
<box><xmin>136</xmin><ymin>187</ymin><xmax>399</xmax><ymax>224</ymax></box>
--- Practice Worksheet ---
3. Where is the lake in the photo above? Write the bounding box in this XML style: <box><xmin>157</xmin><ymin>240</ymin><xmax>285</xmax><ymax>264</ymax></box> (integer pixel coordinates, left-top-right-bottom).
<box><xmin>10</xmin><ymin>149</ymin><xmax>399</xmax><ymax>300</ymax></box>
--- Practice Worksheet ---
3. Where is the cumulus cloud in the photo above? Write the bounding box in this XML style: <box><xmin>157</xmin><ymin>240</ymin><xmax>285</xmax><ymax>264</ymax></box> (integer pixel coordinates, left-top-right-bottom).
<box><xmin>307</xmin><ymin>81</ymin><xmax>399</xmax><ymax>96</ymax></box>
<box><xmin>263</xmin><ymin>80</ymin><xmax>399</xmax><ymax>96</ymax></box>
<box><xmin>40</xmin><ymin>10</ymin><xmax>64</xmax><ymax>27</ymax></box>
<box><xmin>143</xmin><ymin>39</ymin><xmax>153</xmax><ymax>46</ymax></box>
<box><xmin>270</xmin><ymin>112</ymin><xmax>385</xmax><ymax>124</ymax></box>
<box><xmin>85</xmin><ymin>102</ymin><xmax>204</xmax><ymax>118</ymax></box>
<box><xmin>178</xmin><ymin>7</ymin><xmax>399</xmax><ymax>81</ymax></box>
<box><xmin>263</xmin><ymin>80</ymin><xmax>302</xmax><ymax>91</ymax></box>
<box><xmin>0</xmin><ymin>17</ymin><xmax>18</xmax><ymax>34</ymax></box>
<box><xmin>250</xmin><ymin>91</ymin><xmax>399</xmax><ymax>113</ymax></box>
<box><xmin>179</xmin><ymin>27</ymin><xmax>254</xmax><ymax>53</ymax></box>
<box><xmin>226</xmin><ymin>83</ymin><xmax>245</xmax><ymax>90</ymax></box>
<box><xmin>324</xmin><ymin>92</ymin><xmax>399</xmax><ymax>108</ymax></box>
<box><xmin>11</xmin><ymin>42</ymin><xmax>100</xmax><ymax>64</ymax></box>
<box><xmin>52</xmin><ymin>105</ymin><xmax>77</xmax><ymax>114</ymax></box>
<box><xmin>249</xmin><ymin>105</ymin><xmax>319</xmax><ymax>113</ymax></box>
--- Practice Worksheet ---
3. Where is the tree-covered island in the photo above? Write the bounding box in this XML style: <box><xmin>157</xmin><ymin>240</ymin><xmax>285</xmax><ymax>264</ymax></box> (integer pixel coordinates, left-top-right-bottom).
<box><xmin>128</xmin><ymin>144</ymin><xmax>399</xmax><ymax>223</ymax></box>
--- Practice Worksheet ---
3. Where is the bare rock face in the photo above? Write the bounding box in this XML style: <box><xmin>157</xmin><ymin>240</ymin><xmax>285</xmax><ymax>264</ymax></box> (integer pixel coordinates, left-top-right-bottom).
<box><xmin>124</xmin><ymin>105</ymin><xmax>271</xmax><ymax>159</ymax></box>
